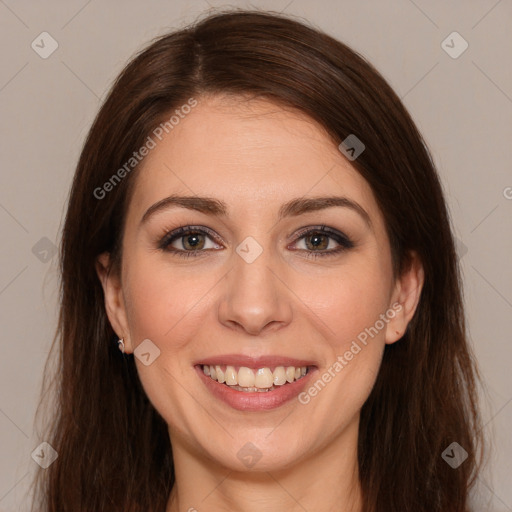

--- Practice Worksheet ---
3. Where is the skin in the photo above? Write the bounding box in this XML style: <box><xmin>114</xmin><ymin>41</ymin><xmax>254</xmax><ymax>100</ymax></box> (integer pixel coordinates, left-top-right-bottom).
<box><xmin>96</xmin><ymin>94</ymin><xmax>424</xmax><ymax>512</ymax></box>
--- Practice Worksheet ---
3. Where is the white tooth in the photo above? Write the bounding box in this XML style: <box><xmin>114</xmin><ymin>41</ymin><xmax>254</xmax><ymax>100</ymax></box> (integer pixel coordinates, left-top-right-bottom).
<box><xmin>286</xmin><ymin>366</ymin><xmax>295</xmax><ymax>383</ymax></box>
<box><xmin>225</xmin><ymin>365</ymin><xmax>237</xmax><ymax>385</ymax></box>
<box><xmin>210</xmin><ymin>365</ymin><xmax>217</xmax><ymax>380</ymax></box>
<box><xmin>203</xmin><ymin>365</ymin><xmax>210</xmax><ymax>376</ymax></box>
<box><xmin>301</xmin><ymin>366</ymin><xmax>307</xmax><ymax>376</ymax></box>
<box><xmin>295</xmin><ymin>367</ymin><xmax>301</xmax><ymax>380</ymax></box>
<box><xmin>238</xmin><ymin>367</ymin><xmax>255</xmax><ymax>387</ymax></box>
<box><xmin>255</xmin><ymin>368</ymin><xmax>274</xmax><ymax>388</ymax></box>
<box><xmin>216</xmin><ymin>365</ymin><xmax>225</xmax><ymax>383</ymax></box>
<box><xmin>273</xmin><ymin>366</ymin><xmax>287</xmax><ymax>385</ymax></box>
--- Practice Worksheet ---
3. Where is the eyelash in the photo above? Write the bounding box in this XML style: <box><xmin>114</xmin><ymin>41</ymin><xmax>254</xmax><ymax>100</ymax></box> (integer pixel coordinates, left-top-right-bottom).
<box><xmin>158</xmin><ymin>225</ymin><xmax>354</xmax><ymax>260</ymax></box>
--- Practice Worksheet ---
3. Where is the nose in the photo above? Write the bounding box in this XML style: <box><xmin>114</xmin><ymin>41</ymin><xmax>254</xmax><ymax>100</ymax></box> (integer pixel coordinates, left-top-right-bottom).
<box><xmin>217</xmin><ymin>245</ymin><xmax>293</xmax><ymax>336</ymax></box>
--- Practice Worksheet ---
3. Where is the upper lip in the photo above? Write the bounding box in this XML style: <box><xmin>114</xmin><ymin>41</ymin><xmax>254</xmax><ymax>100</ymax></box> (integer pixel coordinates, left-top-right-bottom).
<box><xmin>195</xmin><ymin>354</ymin><xmax>317</xmax><ymax>368</ymax></box>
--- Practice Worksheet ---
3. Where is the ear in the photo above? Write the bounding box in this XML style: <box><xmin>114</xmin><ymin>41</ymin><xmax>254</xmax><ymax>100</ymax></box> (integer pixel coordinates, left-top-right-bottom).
<box><xmin>385</xmin><ymin>250</ymin><xmax>424</xmax><ymax>345</ymax></box>
<box><xmin>95</xmin><ymin>252</ymin><xmax>133</xmax><ymax>353</ymax></box>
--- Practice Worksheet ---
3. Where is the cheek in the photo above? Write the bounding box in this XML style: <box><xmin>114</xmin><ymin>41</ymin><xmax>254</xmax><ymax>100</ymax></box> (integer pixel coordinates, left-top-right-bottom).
<box><xmin>123</xmin><ymin>258</ymin><xmax>208</xmax><ymax>351</ymax></box>
<box><xmin>298</xmin><ymin>267</ymin><xmax>390</xmax><ymax>428</ymax></box>
<box><xmin>121</xmin><ymin>259</ymin><xmax>213</xmax><ymax>427</ymax></box>
<box><xmin>314</xmin><ymin>258</ymin><xmax>392</xmax><ymax>413</ymax></box>
<box><xmin>308</xmin><ymin>259</ymin><xmax>393</xmax><ymax>351</ymax></box>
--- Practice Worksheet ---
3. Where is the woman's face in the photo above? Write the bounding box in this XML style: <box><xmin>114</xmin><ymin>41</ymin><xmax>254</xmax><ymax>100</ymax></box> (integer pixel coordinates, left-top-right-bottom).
<box><xmin>98</xmin><ymin>94</ymin><xmax>422</xmax><ymax>472</ymax></box>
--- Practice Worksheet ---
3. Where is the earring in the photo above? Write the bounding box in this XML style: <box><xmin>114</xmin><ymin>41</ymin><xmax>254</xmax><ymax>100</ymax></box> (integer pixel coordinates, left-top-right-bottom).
<box><xmin>117</xmin><ymin>338</ymin><xmax>125</xmax><ymax>353</ymax></box>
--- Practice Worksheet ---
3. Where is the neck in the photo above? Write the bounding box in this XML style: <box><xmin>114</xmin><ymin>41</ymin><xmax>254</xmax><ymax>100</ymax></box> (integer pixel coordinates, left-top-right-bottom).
<box><xmin>166</xmin><ymin>415</ymin><xmax>363</xmax><ymax>512</ymax></box>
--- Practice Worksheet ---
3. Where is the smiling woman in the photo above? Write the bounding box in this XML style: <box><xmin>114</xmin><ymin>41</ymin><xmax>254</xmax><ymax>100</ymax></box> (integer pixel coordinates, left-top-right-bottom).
<box><xmin>31</xmin><ymin>8</ymin><xmax>485</xmax><ymax>512</ymax></box>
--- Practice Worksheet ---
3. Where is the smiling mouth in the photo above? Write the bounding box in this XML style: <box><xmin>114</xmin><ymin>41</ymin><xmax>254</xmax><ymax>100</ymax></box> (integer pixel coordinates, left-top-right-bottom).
<box><xmin>200</xmin><ymin>364</ymin><xmax>310</xmax><ymax>392</ymax></box>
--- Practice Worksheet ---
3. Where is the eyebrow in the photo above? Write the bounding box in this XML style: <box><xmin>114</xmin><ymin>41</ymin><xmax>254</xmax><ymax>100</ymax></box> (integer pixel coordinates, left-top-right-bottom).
<box><xmin>140</xmin><ymin>194</ymin><xmax>372</xmax><ymax>228</ymax></box>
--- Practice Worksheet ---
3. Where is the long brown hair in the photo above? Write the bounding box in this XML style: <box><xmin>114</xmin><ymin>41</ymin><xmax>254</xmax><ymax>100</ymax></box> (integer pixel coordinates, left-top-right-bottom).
<box><xmin>31</xmin><ymin>8</ymin><xmax>486</xmax><ymax>511</ymax></box>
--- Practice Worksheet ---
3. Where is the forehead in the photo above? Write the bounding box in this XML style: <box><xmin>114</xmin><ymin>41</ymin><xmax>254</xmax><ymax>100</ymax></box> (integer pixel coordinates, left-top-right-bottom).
<box><xmin>127</xmin><ymin>94</ymin><xmax>380</xmax><ymax>225</ymax></box>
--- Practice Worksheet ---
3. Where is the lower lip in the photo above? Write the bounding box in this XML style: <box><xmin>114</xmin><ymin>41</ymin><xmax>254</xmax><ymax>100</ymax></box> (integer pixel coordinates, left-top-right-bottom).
<box><xmin>195</xmin><ymin>365</ymin><xmax>316</xmax><ymax>411</ymax></box>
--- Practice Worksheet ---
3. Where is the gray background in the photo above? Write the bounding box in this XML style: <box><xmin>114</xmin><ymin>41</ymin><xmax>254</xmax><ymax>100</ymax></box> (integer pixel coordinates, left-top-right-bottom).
<box><xmin>0</xmin><ymin>0</ymin><xmax>511</xmax><ymax>510</ymax></box>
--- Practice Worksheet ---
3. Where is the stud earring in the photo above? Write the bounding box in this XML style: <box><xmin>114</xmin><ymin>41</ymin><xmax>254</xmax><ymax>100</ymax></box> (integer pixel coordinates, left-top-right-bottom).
<box><xmin>117</xmin><ymin>338</ymin><xmax>125</xmax><ymax>353</ymax></box>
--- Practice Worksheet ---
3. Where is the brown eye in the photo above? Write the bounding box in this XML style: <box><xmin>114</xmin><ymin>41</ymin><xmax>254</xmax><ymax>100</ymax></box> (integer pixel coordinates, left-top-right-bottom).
<box><xmin>304</xmin><ymin>233</ymin><xmax>330</xmax><ymax>251</ymax></box>
<box><xmin>180</xmin><ymin>232</ymin><xmax>206</xmax><ymax>251</ymax></box>
<box><xmin>159</xmin><ymin>226</ymin><xmax>223</xmax><ymax>258</ymax></box>
<box><xmin>291</xmin><ymin>226</ymin><xmax>354</xmax><ymax>259</ymax></box>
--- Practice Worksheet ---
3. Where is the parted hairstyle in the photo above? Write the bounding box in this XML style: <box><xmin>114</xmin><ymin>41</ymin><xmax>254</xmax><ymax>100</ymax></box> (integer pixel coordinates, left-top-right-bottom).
<box><xmin>31</xmin><ymin>8</ymin><xmax>485</xmax><ymax>512</ymax></box>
